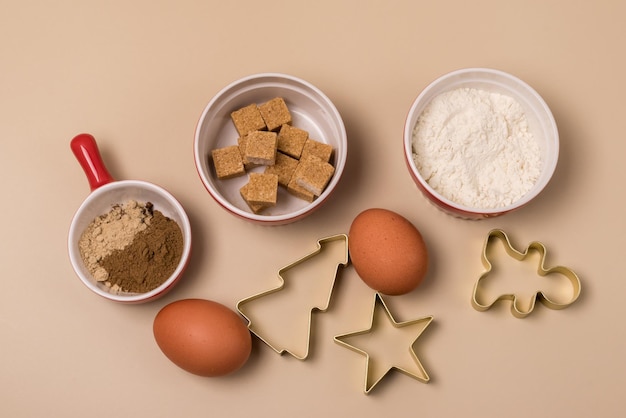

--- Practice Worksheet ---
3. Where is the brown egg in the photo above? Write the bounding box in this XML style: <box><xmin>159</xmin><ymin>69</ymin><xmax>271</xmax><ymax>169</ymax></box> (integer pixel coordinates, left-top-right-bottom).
<box><xmin>348</xmin><ymin>208</ymin><xmax>428</xmax><ymax>295</ymax></box>
<box><xmin>153</xmin><ymin>299</ymin><xmax>252</xmax><ymax>377</ymax></box>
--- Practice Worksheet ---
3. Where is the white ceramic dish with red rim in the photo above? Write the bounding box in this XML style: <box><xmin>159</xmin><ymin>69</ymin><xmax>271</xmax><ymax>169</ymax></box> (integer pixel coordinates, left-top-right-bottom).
<box><xmin>194</xmin><ymin>73</ymin><xmax>347</xmax><ymax>225</ymax></box>
<box><xmin>403</xmin><ymin>68</ymin><xmax>559</xmax><ymax>219</ymax></box>
<box><xmin>68</xmin><ymin>134</ymin><xmax>192</xmax><ymax>303</ymax></box>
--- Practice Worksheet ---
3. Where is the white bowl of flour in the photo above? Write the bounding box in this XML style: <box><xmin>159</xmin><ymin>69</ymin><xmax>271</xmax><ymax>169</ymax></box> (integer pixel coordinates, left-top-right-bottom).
<box><xmin>403</xmin><ymin>68</ymin><xmax>559</xmax><ymax>219</ymax></box>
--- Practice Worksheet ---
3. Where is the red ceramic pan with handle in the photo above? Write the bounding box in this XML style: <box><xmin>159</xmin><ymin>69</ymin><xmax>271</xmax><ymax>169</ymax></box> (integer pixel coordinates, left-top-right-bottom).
<box><xmin>68</xmin><ymin>133</ymin><xmax>192</xmax><ymax>303</ymax></box>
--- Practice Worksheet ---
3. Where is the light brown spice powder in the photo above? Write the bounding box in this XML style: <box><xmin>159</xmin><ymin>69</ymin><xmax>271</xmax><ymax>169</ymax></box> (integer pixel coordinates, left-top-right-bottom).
<box><xmin>78</xmin><ymin>200</ymin><xmax>152</xmax><ymax>282</ymax></box>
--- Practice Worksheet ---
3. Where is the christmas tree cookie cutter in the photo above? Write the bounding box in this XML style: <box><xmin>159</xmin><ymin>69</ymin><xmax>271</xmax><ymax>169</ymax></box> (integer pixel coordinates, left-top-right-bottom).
<box><xmin>236</xmin><ymin>234</ymin><xmax>349</xmax><ymax>360</ymax></box>
<box><xmin>471</xmin><ymin>229</ymin><xmax>582</xmax><ymax>318</ymax></box>
<box><xmin>334</xmin><ymin>292</ymin><xmax>433</xmax><ymax>394</ymax></box>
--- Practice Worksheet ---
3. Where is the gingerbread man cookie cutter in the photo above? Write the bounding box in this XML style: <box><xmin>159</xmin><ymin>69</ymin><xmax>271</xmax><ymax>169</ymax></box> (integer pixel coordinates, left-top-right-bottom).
<box><xmin>471</xmin><ymin>229</ymin><xmax>582</xmax><ymax>318</ymax></box>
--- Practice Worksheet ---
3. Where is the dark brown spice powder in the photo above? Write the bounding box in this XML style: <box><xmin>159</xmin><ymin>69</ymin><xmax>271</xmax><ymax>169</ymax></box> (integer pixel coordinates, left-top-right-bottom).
<box><xmin>100</xmin><ymin>209</ymin><xmax>183</xmax><ymax>293</ymax></box>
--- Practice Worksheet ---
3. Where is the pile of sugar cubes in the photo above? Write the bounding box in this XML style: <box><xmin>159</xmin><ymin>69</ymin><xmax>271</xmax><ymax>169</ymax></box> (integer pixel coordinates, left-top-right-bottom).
<box><xmin>211</xmin><ymin>97</ymin><xmax>335</xmax><ymax>214</ymax></box>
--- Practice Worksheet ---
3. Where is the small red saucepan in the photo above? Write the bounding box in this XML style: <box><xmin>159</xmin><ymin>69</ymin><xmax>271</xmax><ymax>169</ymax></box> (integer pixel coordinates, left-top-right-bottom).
<box><xmin>68</xmin><ymin>133</ymin><xmax>192</xmax><ymax>303</ymax></box>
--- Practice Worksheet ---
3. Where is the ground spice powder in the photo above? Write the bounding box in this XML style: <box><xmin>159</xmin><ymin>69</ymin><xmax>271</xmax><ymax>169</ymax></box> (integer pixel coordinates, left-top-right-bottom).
<box><xmin>100</xmin><ymin>210</ymin><xmax>183</xmax><ymax>293</ymax></box>
<box><xmin>78</xmin><ymin>200</ymin><xmax>184</xmax><ymax>294</ymax></box>
<box><xmin>78</xmin><ymin>200</ymin><xmax>151</xmax><ymax>282</ymax></box>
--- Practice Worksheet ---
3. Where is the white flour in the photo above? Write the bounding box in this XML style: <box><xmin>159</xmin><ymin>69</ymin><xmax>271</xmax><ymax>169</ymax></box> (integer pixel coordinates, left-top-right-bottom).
<box><xmin>411</xmin><ymin>87</ymin><xmax>542</xmax><ymax>209</ymax></box>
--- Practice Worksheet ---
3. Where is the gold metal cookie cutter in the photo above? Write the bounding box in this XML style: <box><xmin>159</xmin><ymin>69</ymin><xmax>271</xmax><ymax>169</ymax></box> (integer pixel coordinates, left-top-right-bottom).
<box><xmin>471</xmin><ymin>229</ymin><xmax>582</xmax><ymax>318</ymax></box>
<box><xmin>236</xmin><ymin>234</ymin><xmax>349</xmax><ymax>360</ymax></box>
<box><xmin>334</xmin><ymin>292</ymin><xmax>433</xmax><ymax>394</ymax></box>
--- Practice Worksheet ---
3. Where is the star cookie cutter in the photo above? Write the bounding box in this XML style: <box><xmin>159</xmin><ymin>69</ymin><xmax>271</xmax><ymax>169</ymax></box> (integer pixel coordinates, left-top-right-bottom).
<box><xmin>471</xmin><ymin>229</ymin><xmax>582</xmax><ymax>318</ymax></box>
<box><xmin>334</xmin><ymin>292</ymin><xmax>433</xmax><ymax>394</ymax></box>
<box><xmin>236</xmin><ymin>234</ymin><xmax>349</xmax><ymax>360</ymax></box>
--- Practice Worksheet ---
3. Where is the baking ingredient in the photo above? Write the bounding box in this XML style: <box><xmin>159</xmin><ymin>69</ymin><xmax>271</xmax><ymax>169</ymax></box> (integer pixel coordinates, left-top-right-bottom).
<box><xmin>153</xmin><ymin>299</ymin><xmax>252</xmax><ymax>377</ymax></box>
<box><xmin>211</xmin><ymin>145</ymin><xmax>246</xmax><ymax>179</ymax></box>
<box><xmin>212</xmin><ymin>98</ymin><xmax>336</xmax><ymax>214</ymax></box>
<box><xmin>348</xmin><ymin>208</ymin><xmax>428</xmax><ymax>295</ymax></box>
<box><xmin>293</xmin><ymin>154</ymin><xmax>335</xmax><ymax>196</ymax></box>
<box><xmin>100</xmin><ymin>210</ymin><xmax>183</xmax><ymax>293</ymax></box>
<box><xmin>78</xmin><ymin>200</ymin><xmax>151</xmax><ymax>283</ymax></box>
<box><xmin>258</xmin><ymin>97</ymin><xmax>292</xmax><ymax>131</ymax></box>
<box><xmin>78</xmin><ymin>200</ymin><xmax>183</xmax><ymax>293</ymax></box>
<box><xmin>411</xmin><ymin>87</ymin><xmax>541</xmax><ymax>209</ymax></box>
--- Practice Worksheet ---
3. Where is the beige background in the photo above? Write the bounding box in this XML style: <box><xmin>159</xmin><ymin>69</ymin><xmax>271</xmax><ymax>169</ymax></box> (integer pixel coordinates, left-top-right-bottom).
<box><xmin>1</xmin><ymin>1</ymin><xmax>624</xmax><ymax>417</ymax></box>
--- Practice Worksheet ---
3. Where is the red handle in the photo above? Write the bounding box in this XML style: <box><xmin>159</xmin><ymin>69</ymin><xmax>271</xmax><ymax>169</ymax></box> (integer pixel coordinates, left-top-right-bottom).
<box><xmin>70</xmin><ymin>133</ymin><xmax>115</xmax><ymax>191</ymax></box>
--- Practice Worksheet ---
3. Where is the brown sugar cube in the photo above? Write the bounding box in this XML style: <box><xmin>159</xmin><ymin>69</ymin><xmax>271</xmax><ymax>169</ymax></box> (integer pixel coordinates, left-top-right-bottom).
<box><xmin>237</xmin><ymin>135</ymin><xmax>259</xmax><ymax>169</ymax></box>
<box><xmin>277</xmin><ymin>124</ymin><xmax>308</xmax><ymax>159</ymax></box>
<box><xmin>259</xmin><ymin>97</ymin><xmax>292</xmax><ymax>131</ymax></box>
<box><xmin>293</xmin><ymin>154</ymin><xmax>335</xmax><ymax>196</ymax></box>
<box><xmin>287</xmin><ymin>177</ymin><xmax>315</xmax><ymax>202</ymax></box>
<box><xmin>231</xmin><ymin>104</ymin><xmax>267</xmax><ymax>136</ymax></box>
<box><xmin>240</xmin><ymin>182</ymin><xmax>269</xmax><ymax>214</ymax></box>
<box><xmin>211</xmin><ymin>145</ymin><xmax>245</xmax><ymax>179</ymax></box>
<box><xmin>245</xmin><ymin>172</ymin><xmax>279</xmax><ymax>206</ymax></box>
<box><xmin>244</xmin><ymin>131</ymin><xmax>278</xmax><ymax>166</ymax></box>
<box><xmin>265</xmin><ymin>152</ymin><xmax>299</xmax><ymax>187</ymax></box>
<box><xmin>301</xmin><ymin>138</ymin><xmax>333</xmax><ymax>163</ymax></box>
